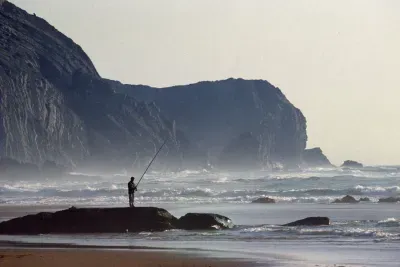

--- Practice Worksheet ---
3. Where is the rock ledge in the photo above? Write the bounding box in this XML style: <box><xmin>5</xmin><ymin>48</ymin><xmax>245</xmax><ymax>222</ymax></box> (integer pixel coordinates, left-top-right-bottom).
<box><xmin>0</xmin><ymin>207</ymin><xmax>236</xmax><ymax>235</ymax></box>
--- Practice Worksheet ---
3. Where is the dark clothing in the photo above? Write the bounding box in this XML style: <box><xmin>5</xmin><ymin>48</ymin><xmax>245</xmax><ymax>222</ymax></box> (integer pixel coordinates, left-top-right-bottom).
<box><xmin>128</xmin><ymin>180</ymin><xmax>137</xmax><ymax>207</ymax></box>
<box><xmin>128</xmin><ymin>181</ymin><xmax>136</xmax><ymax>193</ymax></box>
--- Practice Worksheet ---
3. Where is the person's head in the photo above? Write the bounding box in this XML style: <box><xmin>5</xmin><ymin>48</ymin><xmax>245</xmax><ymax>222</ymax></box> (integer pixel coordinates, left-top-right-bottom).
<box><xmin>131</xmin><ymin>177</ymin><xmax>135</xmax><ymax>181</ymax></box>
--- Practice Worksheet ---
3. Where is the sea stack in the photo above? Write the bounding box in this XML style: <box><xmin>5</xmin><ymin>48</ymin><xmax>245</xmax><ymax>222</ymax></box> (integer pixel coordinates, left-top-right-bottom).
<box><xmin>341</xmin><ymin>160</ymin><xmax>363</xmax><ymax>168</ymax></box>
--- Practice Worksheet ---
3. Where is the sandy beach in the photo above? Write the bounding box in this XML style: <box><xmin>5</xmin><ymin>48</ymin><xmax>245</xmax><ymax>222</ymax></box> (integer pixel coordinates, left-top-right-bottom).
<box><xmin>0</xmin><ymin>249</ymin><xmax>256</xmax><ymax>267</ymax></box>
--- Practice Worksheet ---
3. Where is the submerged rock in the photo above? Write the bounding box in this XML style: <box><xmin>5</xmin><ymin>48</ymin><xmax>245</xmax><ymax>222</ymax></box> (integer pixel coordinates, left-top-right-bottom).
<box><xmin>341</xmin><ymin>160</ymin><xmax>363</xmax><ymax>168</ymax></box>
<box><xmin>283</xmin><ymin>217</ymin><xmax>330</xmax><ymax>226</ymax></box>
<box><xmin>177</xmin><ymin>213</ymin><xmax>234</xmax><ymax>230</ymax></box>
<box><xmin>332</xmin><ymin>195</ymin><xmax>359</xmax><ymax>204</ymax></box>
<box><xmin>378</xmin><ymin>197</ymin><xmax>400</xmax><ymax>203</ymax></box>
<box><xmin>0</xmin><ymin>207</ymin><xmax>178</xmax><ymax>235</ymax></box>
<box><xmin>251</xmin><ymin>197</ymin><xmax>276</xmax><ymax>204</ymax></box>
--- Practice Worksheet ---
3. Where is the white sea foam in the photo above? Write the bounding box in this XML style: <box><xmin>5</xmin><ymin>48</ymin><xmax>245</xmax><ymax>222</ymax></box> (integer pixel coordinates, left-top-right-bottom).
<box><xmin>1</xmin><ymin>167</ymin><xmax>400</xmax><ymax>206</ymax></box>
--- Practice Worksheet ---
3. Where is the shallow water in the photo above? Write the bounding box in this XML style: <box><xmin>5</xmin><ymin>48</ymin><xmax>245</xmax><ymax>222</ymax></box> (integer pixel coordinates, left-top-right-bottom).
<box><xmin>0</xmin><ymin>166</ymin><xmax>399</xmax><ymax>266</ymax></box>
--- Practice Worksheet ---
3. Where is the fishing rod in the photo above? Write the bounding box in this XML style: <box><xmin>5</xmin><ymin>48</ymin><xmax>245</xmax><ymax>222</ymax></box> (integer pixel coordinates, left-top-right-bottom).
<box><xmin>136</xmin><ymin>139</ymin><xmax>167</xmax><ymax>188</ymax></box>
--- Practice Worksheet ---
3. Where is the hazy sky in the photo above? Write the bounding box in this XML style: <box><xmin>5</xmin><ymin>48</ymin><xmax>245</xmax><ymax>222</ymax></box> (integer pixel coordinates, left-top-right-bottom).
<box><xmin>10</xmin><ymin>0</ymin><xmax>400</xmax><ymax>165</ymax></box>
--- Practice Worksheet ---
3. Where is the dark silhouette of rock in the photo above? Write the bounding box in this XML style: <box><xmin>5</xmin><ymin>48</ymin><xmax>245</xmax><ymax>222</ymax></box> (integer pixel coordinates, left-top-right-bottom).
<box><xmin>177</xmin><ymin>213</ymin><xmax>234</xmax><ymax>230</ymax></box>
<box><xmin>110</xmin><ymin>78</ymin><xmax>308</xmax><ymax>170</ymax></box>
<box><xmin>252</xmin><ymin>197</ymin><xmax>276</xmax><ymax>204</ymax></box>
<box><xmin>359</xmin><ymin>197</ymin><xmax>370</xmax><ymax>202</ymax></box>
<box><xmin>302</xmin><ymin>147</ymin><xmax>332</xmax><ymax>167</ymax></box>
<box><xmin>341</xmin><ymin>160</ymin><xmax>363</xmax><ymax>168</ymax></box>
<box><xmin>283</xmin><ymin>217</ymin><xmax>330</xmax><ymax>226</ymax></box>
<box><xmin>0</xmin><ymin>207</ymin><xmax>178</xmax><ymax>234</ymax></box>
<box><xmin>332</xmin><ymin>195</ymin><xmax>359</xmax><ymax>203</ymax></box>
<box><xmin>0</xmin><ymin>208</ymin><xmax>238</xmax><ymax>234</ymax></box>
<box><xmin>378</xmin><ymin>197</ymin><xmax>400</xmax><ymax>203</ymax></box>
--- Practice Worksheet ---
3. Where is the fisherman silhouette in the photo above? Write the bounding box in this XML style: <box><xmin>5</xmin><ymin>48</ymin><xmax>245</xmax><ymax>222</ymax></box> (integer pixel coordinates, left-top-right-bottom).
<box><xmin>128</xmin><ymin>177</ymin><xmax>137</xmax><ymax>207</ymax></box>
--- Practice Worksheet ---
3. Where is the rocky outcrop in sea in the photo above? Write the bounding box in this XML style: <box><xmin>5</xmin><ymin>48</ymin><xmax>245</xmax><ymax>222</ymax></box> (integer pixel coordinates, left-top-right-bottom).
<box><xmin>332</xmin><ymin>195</ymin><xmax>359</xmax><ymax>204</ymax></box>
<box><xmin>0</xmin><ymin>207</ymin><xmax>234</xmax><ymax>234</ymax></box>
<box><xmin>341</xmin><ymin>160</ymin><xmax>363</xmax><ymax>168</ymax></box>
<box><xmin>283</xmin><ymin>217</ymin><xmax>330</xmax><ymax>226</ymax></box>
<box><xmin>302</xmin><ymin>147</ymin><xmax>332</xmax><ymax>167</ymax></box>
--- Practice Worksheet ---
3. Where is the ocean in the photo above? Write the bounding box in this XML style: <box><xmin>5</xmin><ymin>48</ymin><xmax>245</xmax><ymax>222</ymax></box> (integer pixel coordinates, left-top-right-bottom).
<box><xmin>1</xmin><ymin>166</ymin><xmax>399</xmax><ymax>266</ymax></box>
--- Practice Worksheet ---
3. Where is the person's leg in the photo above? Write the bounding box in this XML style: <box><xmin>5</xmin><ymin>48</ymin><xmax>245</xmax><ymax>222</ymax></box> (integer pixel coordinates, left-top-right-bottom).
<box><xmin>132</xmin><ymin>194</ymin><xmax>135</xmax><ymax>207</ymax></box>
<box><xmin>129</xmin><ymin>193</ymin><xmax>132</xmax><ymax>207</ymax></box>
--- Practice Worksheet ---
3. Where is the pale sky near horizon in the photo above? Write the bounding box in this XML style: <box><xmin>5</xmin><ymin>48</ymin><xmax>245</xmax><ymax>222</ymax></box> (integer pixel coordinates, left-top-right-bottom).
<box><xmin>9</xmin><ymin>0</ymin><xmax>400</xmax><ymax>165</ymax></box>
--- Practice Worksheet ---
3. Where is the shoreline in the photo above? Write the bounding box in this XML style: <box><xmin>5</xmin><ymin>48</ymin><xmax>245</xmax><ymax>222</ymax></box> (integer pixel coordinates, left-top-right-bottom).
<box><xmin>1</xmin><ymin>203</ymin><xmax>400</xmax><ymax>267</ymax></box>
<box><xmin>0</xmin><ymin>247</ymin><xmax>261</xmax><ymax>267</ymax></box>
<box><xmin>0</xmin><ymin>240</ymin><xmax>167</xmax><ymax>250</ymax></box>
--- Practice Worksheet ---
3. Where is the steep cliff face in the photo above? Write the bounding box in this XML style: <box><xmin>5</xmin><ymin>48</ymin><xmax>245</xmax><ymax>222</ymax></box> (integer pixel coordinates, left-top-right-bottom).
<box><xmin>0</xmin><ymin>1</ymin><xmax>93</xmax><ymax>165</ymax></box>
<box><xmin>110</xmin><ymin>78</ymin><xmax>307</xmax><ymax>169</ymax></box>
<box><xmin>1</xmin><ymin>1</ymin><xmax>308</xmax><ymax>171</ymax></box>
<box><xmin>0</xmin><ymin>2</ymin><xmax>186</xmax><ymax>169</ymax></box>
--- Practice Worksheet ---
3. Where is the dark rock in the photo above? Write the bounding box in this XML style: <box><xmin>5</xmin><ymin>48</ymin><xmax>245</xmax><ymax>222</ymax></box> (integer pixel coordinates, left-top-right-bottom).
<box><xmin>0</xmin><ymin>207</ymin><xmax>178</xmax><ymax>234</ymax></box>
<box><xmin>359</xmin><ymin>197</ymin><xmax>370</xmax><ymax>202</ymax></box>
<box><xmin>378</xmin><ymin>197</ymin><xmax>400</xmax><ymax>203</ymax></box>
<box><xmin>177</xmin><ymin>213</ymin><xmax>234</xmax><ymax>230</ymax></box>
<box><xmin>283</xmin><ymin>217</ymin><xmax>330</xmax><ymax>226</ymax></box>
<box><xmin>332</xmin><ymin>195</ymin><xmax>359</xmax><ymax>204</ymax></box>
<box><xmin>110</xmin><ymin>78</ymin><xmax>308</xmax><ymax>170</ymax></box>
<box><xmin>302</xmin><ymin>147</ymin><xmax>332</xmax><ymax>167</ymax></box>
<box><xmin>252</xmin><ymin>197</ymin><xmax>276</xmax><ymax>204</ymax></box>
<box><xmin>341</xmin><ymin>160</ymin><xmax>363</xmax><ymax>168</ymax></box>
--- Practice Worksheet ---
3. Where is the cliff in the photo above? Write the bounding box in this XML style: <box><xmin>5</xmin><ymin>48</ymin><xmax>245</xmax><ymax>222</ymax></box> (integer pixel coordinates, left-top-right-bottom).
<box><xmin>0</xmin><ymin>1</ymin><xmax>186</xmax><ymax>171</ymax></box>
<box><xmin>110</xmin><ymin>78</ymin><xmax>307</xmax><ymax>169</ymax></box>
<box><xmin>1</xmin><ymin>1</ymin><xmax>308</xmax><ymax>171</ymax></box>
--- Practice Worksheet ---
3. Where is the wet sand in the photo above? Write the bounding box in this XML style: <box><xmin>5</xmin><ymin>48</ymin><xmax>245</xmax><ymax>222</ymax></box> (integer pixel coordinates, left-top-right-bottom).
<box><xmin>0</xmin><ymin>249</ymin><xmax>257</xmax><ymax>267</ymax></box>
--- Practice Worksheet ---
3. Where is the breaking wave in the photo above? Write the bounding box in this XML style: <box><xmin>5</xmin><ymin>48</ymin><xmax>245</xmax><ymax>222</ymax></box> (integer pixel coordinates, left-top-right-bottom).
<box><xmin>1</xmin><ymin>185</ymin><xmax>399</xmax><ymax>205</ymax></box>
<box><xmin>1</xmin><ymin>166</ymin><xmax>399</xmax><ymax>205</ymax></box>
